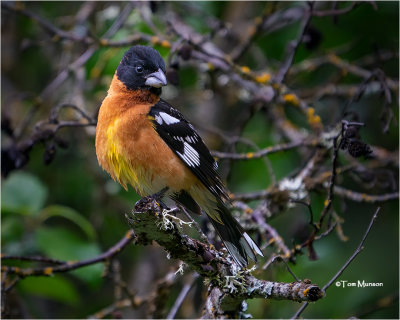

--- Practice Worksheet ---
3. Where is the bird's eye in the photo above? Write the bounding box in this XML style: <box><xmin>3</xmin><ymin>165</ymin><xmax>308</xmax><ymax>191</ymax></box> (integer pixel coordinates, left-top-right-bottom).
<box><xmin>136</xmin><ymin>66</ymin><xmax>144</xmax><ymax>73</ymax></box>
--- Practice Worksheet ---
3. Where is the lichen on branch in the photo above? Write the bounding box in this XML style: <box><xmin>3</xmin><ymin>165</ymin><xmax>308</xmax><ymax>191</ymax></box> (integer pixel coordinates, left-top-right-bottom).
<box><xmin>126</xmin><ymin>196</ymin><xmax>323</xmax><ymax>315</ymax></box>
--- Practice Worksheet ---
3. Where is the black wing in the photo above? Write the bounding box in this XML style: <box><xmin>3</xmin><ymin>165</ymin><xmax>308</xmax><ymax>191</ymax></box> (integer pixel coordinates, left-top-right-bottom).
<box><xmin>148</xmin><ymin>99</ymin><xmax>228</xmax><ymax>201</ymax></box>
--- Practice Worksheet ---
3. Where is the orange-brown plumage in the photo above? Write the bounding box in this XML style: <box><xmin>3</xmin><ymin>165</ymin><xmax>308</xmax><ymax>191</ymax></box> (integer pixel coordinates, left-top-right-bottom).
<box><xmin>96</xmin><ymin>75</ymin><xmax>199</xmax><ymax>195</ymax></box>
<box><xmin>95</xmin><ymin>45</ymin><xmax>263</xmax><ymax>267</ymax></box>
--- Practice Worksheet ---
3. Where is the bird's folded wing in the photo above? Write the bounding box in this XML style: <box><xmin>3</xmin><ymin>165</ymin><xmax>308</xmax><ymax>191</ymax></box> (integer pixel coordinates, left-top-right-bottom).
<box><xmin>148</xmin><ymin>99</ymin><xmax>229</xmax><ymax>202</ymax></box>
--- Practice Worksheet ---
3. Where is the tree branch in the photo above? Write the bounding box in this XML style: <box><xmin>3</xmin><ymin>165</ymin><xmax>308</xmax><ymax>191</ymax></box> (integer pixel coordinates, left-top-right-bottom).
<box><xmin>1</xmin><ymin>230</ymin><xmax>135</xmax><ymax>277</ymax></box>
<box><xmin>127</xmin><ymin>197</ymin><xmax>323</xmax><ymax>309</ymax></box>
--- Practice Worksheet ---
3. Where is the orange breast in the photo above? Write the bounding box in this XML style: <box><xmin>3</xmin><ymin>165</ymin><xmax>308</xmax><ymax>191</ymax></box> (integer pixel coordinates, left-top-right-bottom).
<box><xmin>95</xmin><ymin>77</ymin><xmax>198</xmax><ymax>195</ymax></box>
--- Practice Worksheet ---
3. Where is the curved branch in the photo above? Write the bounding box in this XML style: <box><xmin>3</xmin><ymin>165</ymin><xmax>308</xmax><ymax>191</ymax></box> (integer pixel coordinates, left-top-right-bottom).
<box><xmin>1</xmin><ymin>230</ymin><xmax>135</xmax><ymax>277</ymax></box>
<box><xmin>212</xmin><ymin>140</ymin><xmax>311</xmax><ymax>160</ymax></box>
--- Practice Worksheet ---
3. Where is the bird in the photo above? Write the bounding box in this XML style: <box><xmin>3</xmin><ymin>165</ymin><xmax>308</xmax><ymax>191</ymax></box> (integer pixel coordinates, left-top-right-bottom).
<box><xmin>95</xmin><ymin>45</ymin><xmax>263</xmax><ymax>267</ymax></box>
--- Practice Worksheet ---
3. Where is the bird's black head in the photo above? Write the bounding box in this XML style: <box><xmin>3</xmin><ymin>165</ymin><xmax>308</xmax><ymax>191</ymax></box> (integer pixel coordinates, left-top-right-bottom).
<box><xmin>116</xmin><ymin>45</ymin><xmax>167</xmax><ymax>95</ymax></box>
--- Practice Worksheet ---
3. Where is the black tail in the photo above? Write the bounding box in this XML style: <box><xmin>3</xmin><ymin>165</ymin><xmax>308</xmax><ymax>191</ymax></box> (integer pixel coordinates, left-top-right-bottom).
<box><xmin>208</xmin><ymin>201</ymin><xmax>263</xmax><ymax>267</ymax></box>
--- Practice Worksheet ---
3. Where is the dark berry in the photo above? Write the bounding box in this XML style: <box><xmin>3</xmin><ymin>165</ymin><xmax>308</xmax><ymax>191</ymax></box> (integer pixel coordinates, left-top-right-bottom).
<box><xmin>348</xmin><ymin>140</ymin><xmax>372</xmax><ymax>158</ymax></box>
<box><xmin>178</xmin><ymin>44</ymin><xmax>192</xmax><ymax>61</ymax></box>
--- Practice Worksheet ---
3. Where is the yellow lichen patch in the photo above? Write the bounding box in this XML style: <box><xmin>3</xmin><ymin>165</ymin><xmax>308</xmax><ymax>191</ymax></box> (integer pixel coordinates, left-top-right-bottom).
<box><xmin>307</xmin><ymin>108</ymin><xmax>322</xmax><ymax>129</ymax></box>
<box><xmin>160</xmin><ymin>40</ymin><xmax>171</xmax><ymax>48</ymax></box>
<box><xmin>240</xmin><ymin>66</ymin><xmax>250</xmax><ymax>74</ymax></box>
<box><xmin>313</xmin><ymin>115</ymin><xmax>322</xmax><ymax>124</ymax></box>
<box><xmin>284</xmin><ymin>252</ymin><xmax>291</xmax><ymax>258</ymax></box>
<box><xmin>361</xmin><ymin>193</ymin><xmax>368</xmax><ymax>200</ymax></box>
<box><xmin>44</xmin><ymin>267</ymin><xmax>53</xmax><ymax>276</ymax></box>
<box><xmin>268</xmin><ymin>238</ymin><xmax>275</xmax><ymax>244</ymax></box>
<box><xmin>255</xmin><ymin>72</ymin><xmax>271</xmax><ymax>84</ymax></box>
<box><xmin>151</xmin><ymin>36</ymin><xmax>159</xmax><ymax>44</ymax></box>
<box><xmin>320</xmin><ymin>171</ymin><xmax>331</xmax><ymax>180</ymax></box>
<box><xmin>246</xmin><ymin>152</ymin><xmax>254</xmax><ymax>159</ymax></box>
<box><xmin>224</xmin><ymin>54</ymin><xmax>232</xmax><ymax>64</ymax></box>
<box><xmin>324</xmin><ymin>199</ymin><xmax>330</xmax><ymax>207</ymax></box>
<box><xmin>307</xmin><ymin>64</ymin><xmax>316</xmax><ymax>72</ymax></box>
<box><xmin>272</xmin><ymin>83</ymin><xmax>281</xmax><ymax>90</ymax></box>
<box><xmin>125</xmin><ymin>230</ymin><xmax>133</xmax><ymax>238</ymax></box>
<box><xmin>311</xmin><ymin>138</ymin><xmax>319</xmax><ymax>146</ymax></box>
<box><xmin>99</xmin><ymin>39</ymin><xmax>108</xmax><ymax>46</ymax></box>
<box><xmin>283</xmin><ymin>93</ymin><xmax>299</xmax><ymax>106</ymax></box>
<box><xmin>245</xmin><ymin>207</ymin><xmax>253</xmax><ymax>214</ymax></box>
<box><xmin>283</xmin><ymin>119</ymin><xmax>298</xmax><ymax>130</ymax></box>
<box><xmin>248</xmin><ymin>25</ymin><xmax>257</xmax><ymax>37</ymax></box>
<box><xmin>335</xmin><ymin>224</ymin><xmax>349</xmax><ymax>242</ymax></box>
<box><xmin>328</xmin><ymin>53</ymin><xmax>341</xmax><ymax>65</ymax></box>
<box><xmin>254</xmin><ymin>16</ymin><xmax>263</xmax><ymax>25</ymax></box>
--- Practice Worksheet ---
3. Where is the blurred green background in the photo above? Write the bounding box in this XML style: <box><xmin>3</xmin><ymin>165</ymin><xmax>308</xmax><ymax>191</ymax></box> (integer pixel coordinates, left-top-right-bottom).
<box><xmin>1</xmin><ymin>1</ymin><xmax>398</xmax><ymax>318</ymax></box>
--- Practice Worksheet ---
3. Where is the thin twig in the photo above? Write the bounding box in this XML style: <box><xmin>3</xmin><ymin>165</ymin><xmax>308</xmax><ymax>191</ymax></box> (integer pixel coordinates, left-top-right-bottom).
<box><xmin>88</xmin><ymin>298</ymin><xmax>140</xmax><ymax>319</ymax></box>
<box><xmin>212</xmin><ymin>140</ymin><xmax>309</xmax><ymax>160</ymax></box>
<box><xmin>230</xmin><ymin>3</ymin><xmax>277</xmax><ymax>61</ymax></box>
<box><xmin>166</xmin><ymin>273</ymin><xmax>199</xmax><ymax>319</ymax></box>
<box><xmin>275</xmin><ymin>2</ymin><xmax>314</xmax><ymax>84</ymax></box>
<box><xmin>40</xmin><ymin>3</ymin><xmax>134</xmax><ymax>101</ymax></box>
<box><xmin>290</xmin><ymin>200</ymin><xmax>319</xmax><ymax>232</ymax></box>
<box><xmin>318</xmin><ymin>129</ymin><xmax>342</xmax><ymax>227</ymax></box>
<box><xmin>1</xmin><ymin>2</ymin><xmax>91</xmax><ymax>43</ymax></box>
<box><xmin>40</xmin><ymin>47</ymin><xmax>97</xmax><ymax>101</ymax></box>
<box><xmin>1</xmin><ymin>230</ymin><xmax>135</xmax><ymax>277</ymax></box>
<box><xmin>312</xmin><ymin>2</ymin><xmax>362</xmax><ymax>17</ymax></box>
<box><xmin>322</xmin><ymin>207</ymin><xmax>381</xmax><ymax>292</ymax></box>
<box><xmin>49</xmin><ymin>103</ymin><xmax>95</xmax><ymax>124</ymax></box>
<box><xmin>251</xmin><ymin>208</ymin><xmax>290</xmax><ymax>258</ymax></box>
<box><xmin>292</xmin><ymin>207</ymin><xmax>381</xmax><ymax>319</ymax></box>
<box><xmin>334</xmin><ymin>186</ymin><xmax>399</xmax><ymax>203</ymax></box>
<box><xmin>1</xmin><ymin>255</ymin><xmax>65</xmax><ymax>265</ymax></box>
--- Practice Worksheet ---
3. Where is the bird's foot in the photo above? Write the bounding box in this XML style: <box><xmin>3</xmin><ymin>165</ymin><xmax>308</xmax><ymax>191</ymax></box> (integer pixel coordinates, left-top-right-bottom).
<box><xmin>151</xmin><ymin>187</ymin><xmax>169</xmax><ymax>210</ymax></box>
<box><xmin>134</xmin><ymin>187</ymin><xmax>169</xmax><ymax>211</ymax></box>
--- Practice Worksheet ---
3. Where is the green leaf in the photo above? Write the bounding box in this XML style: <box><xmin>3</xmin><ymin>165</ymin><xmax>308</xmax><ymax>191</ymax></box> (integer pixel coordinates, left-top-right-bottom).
<box><xmin>17</xmin><ymin>275</ymin><xmax>79</xmax><ymax>306</ymax></box>
<box><xmin>35</xmin><ymin>227</ymin><xmax>104</xmax><ymax>287</ymax></box>
<box><xmin>1</xmin><ymin>215</ymin><xmax>24</xmax><ymax>244</ymax></box>
<box><xmin>1</xmin><ymin>171</ymin><xmax>48</xmax><ymax>215</ymax></box>
<box><xmin>39</xmin><ymin>205</ymin><xmax>97</xmax><ymax>241</ymax></box>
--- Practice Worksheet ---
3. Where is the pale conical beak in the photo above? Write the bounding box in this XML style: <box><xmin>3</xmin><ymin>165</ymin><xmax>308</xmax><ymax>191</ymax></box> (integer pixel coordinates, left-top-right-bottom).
<box><xmin>145</xmin><ymin>68</ymin><xmax>167</xmax><ymax>88</ymax></box>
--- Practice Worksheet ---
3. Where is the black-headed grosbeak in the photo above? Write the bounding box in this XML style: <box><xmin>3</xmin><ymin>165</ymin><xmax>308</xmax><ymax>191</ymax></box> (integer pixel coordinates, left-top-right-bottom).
<box><xmin>96</xmin><ymin>45</ymin><xmax>263</xmax><ymax>267</ymax></box>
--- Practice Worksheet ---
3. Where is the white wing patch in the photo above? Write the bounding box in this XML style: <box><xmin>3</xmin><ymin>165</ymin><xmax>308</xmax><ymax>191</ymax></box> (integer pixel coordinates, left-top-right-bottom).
<box><xmin>185</xmin><ymin>135</ymin><xmax>198</xmax><ymax>143</ymax></box>
<box><xmin>160</xmin><ymin>112</ymin><xmax>180</xmax><ymax>125</ymax></box>
<box><xmin>213</xmin><ymin>161</ymin><xmax>218</xmax><ymax>170</ymax></box>
<box><xmin>177</xmin><ymin>142</ymin><xmax>200</xmax><ymax>167</ymax></box>
<box><xmin>243</xmin><ymin>232</ymin><xmax>264</xmax><ymax>256</ymax></box>
<box><xmin>173</xmin><ymin>136</ymin><xmax>184</xmax><ymax>142</ymax></box>
<box><xmin>155</xmin><ymin>114</ymin><xmax>163</xmax><ymax>125</ymax></box>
